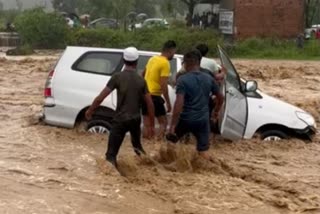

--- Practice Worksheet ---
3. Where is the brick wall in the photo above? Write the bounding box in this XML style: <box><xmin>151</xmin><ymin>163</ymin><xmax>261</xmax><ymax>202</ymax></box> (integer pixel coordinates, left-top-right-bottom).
<box><xmin>234</xmin><ymin>0</ymin><xmax>304</xmax><ymax>38</ymax></box>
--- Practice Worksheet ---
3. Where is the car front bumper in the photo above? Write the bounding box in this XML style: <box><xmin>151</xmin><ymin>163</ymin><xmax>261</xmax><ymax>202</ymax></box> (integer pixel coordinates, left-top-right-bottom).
<box><xmin>294</xmin><ymin>125</ymin><xmax>317</xmax><ymax>141</ymax></box>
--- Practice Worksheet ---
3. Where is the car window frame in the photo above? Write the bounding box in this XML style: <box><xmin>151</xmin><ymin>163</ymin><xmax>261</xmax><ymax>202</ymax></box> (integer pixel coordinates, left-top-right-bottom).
<box><xmin>219</xmin><ymin>47</ymin><xmax>243</xmax><ymax>92</ymax></box>
<box><xmin>72</xmin><ymin>51</ymin><xmax>123</xmax><ymax>76</ymax></box>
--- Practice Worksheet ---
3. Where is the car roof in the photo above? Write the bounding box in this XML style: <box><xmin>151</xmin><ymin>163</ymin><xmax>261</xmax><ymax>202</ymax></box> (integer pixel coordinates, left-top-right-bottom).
<box><xmin>145</xmin><ymin>18</ymin><xmax>165</xmax><ymax>21</ymax></box>
<box><xmin>66</xmin><ymin>46</ymin><xmax>183</xmax><ymax>58</ymax></box>
<box><xmin>90</xmin><ymin>18</ymin><xmax>117</xmax><ymax>24</ymax></box>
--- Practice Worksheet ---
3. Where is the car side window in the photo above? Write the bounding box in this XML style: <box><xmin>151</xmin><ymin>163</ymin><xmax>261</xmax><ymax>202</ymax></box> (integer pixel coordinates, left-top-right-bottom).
<box><xmin>137</xmin><ymin>55</ymin><xmax>177</xmax><ymax>85</ymax></box>
<box><xmin>73</xmin><ymin>52</ymin><xmax>122</xmax><ymax>75</ymax></box>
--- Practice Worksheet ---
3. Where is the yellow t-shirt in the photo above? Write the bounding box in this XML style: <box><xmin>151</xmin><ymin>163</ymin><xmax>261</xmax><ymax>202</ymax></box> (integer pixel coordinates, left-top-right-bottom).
<box><xmin>144</xmin><ymin>55</ymin><xmax>170</xmax><ymax>96</ymax></box>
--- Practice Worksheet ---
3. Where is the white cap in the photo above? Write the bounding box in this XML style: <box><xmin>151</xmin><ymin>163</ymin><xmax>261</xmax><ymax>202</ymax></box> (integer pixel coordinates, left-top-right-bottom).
<box><xmin>123</xmin><ymin>47</ymin><xmax>139</xmax><ymax>61</ymax></box>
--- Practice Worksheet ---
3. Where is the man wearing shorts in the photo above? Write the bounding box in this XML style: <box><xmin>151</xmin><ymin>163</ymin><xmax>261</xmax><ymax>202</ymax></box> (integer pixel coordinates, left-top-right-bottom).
<box><xmin>85</xmin><ymin>47</ymin><xmax>155</xmax><ymax>168</ymax></box>
<box><xmin>142</xmin><ymin>40</ymin><xmax>177</xmax><ymax>139</ymax></box>
<box><xmin>167</xmin><ymin>50</ymin><xmax>223</xmax><ymax>160</ymax></box>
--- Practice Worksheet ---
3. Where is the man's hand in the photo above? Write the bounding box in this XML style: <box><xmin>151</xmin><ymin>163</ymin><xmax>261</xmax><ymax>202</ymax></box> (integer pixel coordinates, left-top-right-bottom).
<box><xmin>86</xmin><ymin>86</ymin><xmax>112</xmax><ymax>121</ymax></box>
<box><xmin>166</xmin><ymin>102</ymin><xmax>172</xmax><ymax>113</ymax></box>
<box><xmin>211</xmin><ymin>111</ymin><xmax>219</xmax><ymax>122</ymax></box>
<box><xmin>85</xmin><ymin>109</ymin><xmax>93</xmax><ymax>120</ymax></box>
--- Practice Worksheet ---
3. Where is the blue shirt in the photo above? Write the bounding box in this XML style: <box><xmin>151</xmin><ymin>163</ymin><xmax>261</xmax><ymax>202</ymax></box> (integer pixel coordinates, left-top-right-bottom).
<box><xmin>176</xmin><ymin>70</ymin><xmax>220</xmax><ymax>121</ymax></box>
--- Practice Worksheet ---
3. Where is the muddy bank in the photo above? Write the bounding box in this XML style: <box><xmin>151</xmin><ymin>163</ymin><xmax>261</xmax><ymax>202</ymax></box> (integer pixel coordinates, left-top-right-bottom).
<box><xmin>0</xmin><ymin>56</ymin><xmax>319</xmax><ymax>214</ymax></box>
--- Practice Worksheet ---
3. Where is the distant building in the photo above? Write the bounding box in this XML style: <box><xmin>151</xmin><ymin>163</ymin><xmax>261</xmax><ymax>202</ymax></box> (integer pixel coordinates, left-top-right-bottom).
<box><xmin>219</xmin><ymin>0</ymin><xmax>304</xmax><ymax>38</ymax></box>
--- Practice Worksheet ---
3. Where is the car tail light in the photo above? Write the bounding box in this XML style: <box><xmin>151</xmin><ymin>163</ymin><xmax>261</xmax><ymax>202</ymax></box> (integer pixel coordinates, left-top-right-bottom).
<box><xmin>44</xmin><ymin>70</ymin><xmax>54</xmax><ymax>98</ymax></box>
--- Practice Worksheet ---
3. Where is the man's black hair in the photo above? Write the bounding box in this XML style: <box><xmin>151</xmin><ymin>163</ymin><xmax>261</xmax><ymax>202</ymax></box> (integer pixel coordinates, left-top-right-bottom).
<box><xmin>124</xmin><ymin>59</ymin><xmax>138</xmax><ymax>66</ymax></box>
<box><xmin>196</xmin><ymin>44</ymin><xmax>209</xmax><ymax>57</ymax></box>
<box><xmin>183</xmin><ymin>50</ymin><xmax>201</xmax><ymax>65</ymax></box>
<box><xmin>162</xmin><ymin>40</ymin><xmax>177</xmax><ymax>52</ymax></box>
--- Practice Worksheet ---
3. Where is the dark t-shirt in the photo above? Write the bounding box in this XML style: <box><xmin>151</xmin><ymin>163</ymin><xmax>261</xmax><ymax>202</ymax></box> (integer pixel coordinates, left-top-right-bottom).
<box><xmin>176</xmin><ymin>71</ymin><xmax>220</xmax><ymax>121</ymax></box>
<box><xmin>107</xmin><ymin>70</ymin><xmax>148</xmax><ymax>122</ymax></box>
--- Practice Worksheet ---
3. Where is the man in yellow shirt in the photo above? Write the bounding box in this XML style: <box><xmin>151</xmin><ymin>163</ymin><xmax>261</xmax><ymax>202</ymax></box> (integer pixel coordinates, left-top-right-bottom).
<box><xmin>142</xmin><ymin>40</ymin><xmax>177</xmax><ymax>139</ymax></box>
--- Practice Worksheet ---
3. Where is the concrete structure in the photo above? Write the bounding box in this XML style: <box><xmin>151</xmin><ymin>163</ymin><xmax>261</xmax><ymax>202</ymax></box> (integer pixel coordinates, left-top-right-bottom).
<box><xmin>220</xmin><ymin>0</ymin><xmax>305</xmax><ymax>38</ymax></box>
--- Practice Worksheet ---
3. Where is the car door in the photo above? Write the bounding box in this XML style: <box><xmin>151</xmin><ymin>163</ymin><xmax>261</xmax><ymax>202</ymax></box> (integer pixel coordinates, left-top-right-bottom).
<box><xmin>218</xmin><ymin>46</ymin><xmax>248</xmax><ymax>141</ymax></box>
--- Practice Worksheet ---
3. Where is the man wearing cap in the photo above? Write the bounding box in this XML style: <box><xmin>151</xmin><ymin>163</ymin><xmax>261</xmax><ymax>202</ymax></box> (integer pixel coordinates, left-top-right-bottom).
<box><xmin>167</xmin><ymin>50</ymin><xmax>224</xmax><ymax>160</ymax></box>
<box><xmin>85</xmin><ymin>47</ymin><xmax>155</xmax><ymax>168</ymax></box>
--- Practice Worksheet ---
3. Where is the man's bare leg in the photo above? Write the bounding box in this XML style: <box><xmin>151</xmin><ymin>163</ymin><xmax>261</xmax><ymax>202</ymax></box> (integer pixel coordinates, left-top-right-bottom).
<box><xmin>157</xmin><ymin>115</ymin><xmax>167</xmax><ymax>140</ymax></box>
<box><xmin>142</xmin><ymin>115</ymin><xmax>151</xmax><ymax>139</ymax></box>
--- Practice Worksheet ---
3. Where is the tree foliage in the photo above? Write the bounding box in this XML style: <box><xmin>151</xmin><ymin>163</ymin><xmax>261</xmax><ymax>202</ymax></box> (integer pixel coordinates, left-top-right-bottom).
<box><xmin>305</xmin><ymin>0</ymin><xmax>320</xmax><ymax>27</ymax></box>
<box><xmin>16</xmin><ymin>0</ymin><xmax>23</xmax><ymax>11</ymax></box>
<box><xmin>15</xmin><ymin>8</ymin><xmax>68</xmax><ymax>48</ymax></box>
<box><xmin>52</xmin><ymin>0</ymin><xmax>156</xmax><ymax>19</ymax></box>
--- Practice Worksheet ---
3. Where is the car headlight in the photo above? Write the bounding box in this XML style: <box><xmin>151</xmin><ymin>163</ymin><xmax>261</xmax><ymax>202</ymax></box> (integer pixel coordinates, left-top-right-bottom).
<box><xmin>296</xmin><ymin>111</ymin><xmax>316</xmax><ymax>128</ymax></box>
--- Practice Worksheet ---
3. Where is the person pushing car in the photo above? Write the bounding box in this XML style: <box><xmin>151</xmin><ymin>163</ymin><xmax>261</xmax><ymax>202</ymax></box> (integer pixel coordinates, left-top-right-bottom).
<box><xmin>85</xmin><ymin>47</ymin><xmax>155</xmax><ymax>169</ymax></box>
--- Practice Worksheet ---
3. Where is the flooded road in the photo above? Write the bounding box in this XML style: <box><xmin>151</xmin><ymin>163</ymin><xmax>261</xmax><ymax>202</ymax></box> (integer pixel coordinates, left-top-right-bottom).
<box><xmin>0</xmin><ymin>54</ymin><xmax>319</xmax><ymax>214</ymax></box>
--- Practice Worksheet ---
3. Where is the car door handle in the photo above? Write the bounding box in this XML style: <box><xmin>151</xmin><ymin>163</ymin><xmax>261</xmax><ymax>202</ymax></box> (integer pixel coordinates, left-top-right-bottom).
<box><xmin>227</xmin><ymin>89</ymin><xmax>235</xmax><ymax>96</ymax></box>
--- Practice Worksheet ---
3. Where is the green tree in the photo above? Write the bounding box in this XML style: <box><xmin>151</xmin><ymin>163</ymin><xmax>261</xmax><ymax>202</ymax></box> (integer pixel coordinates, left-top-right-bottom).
<box><xmin>0</xmin><ymin>1</ymin><xmax>3</xmax><ymax>11</ymax></box>
<box><xmin>179</xmin><ymin>0</ymin><xmax>201</xmax><ymax>16</ymax></box>
<box><xmin>52</xmin><ymin>0</ymin><xmax>77</xmax><ymax>13</ymax></box>
<box><xmin>132</xmin><ymin>0</ymin><xmax>156</xmax><ymax>17</ymax></box>
<box><xmin>112</xmin><ymin>0</ymin><xmax>133</xmax><ymax>21</ymax></box>
<box><xmin>16</xmin><ymin>0</ymin><xmax>23</xmax><ymax>11</ymax></box>
<box><xmin>15</xmin><ymin>8</ymin><xmax>68</xmax><ymax>48</ymax></box>
<box><xmin>305</xmin><ymin>0</ymin><xmax>320</xmax><ymax>27</ymax></box>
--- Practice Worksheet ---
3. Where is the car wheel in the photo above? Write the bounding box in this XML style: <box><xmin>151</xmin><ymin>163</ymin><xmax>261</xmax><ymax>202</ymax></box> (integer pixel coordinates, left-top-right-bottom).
<box><xmin>87</xmin><ymin>119</ymin><xmax>111</xmax><ymax>134</ymax></box>
<box><xmin>260</xmin><ymin>130</ymin><xmax>288</xmax><ymax>141</ymax></box>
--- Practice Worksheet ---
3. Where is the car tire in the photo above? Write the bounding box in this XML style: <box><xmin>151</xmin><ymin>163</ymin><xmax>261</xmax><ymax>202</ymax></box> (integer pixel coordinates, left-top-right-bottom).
<box><xmin>260</xmin><ymin>130</ymin><xmax>288</xmax><ymax>141</ymax></box>
<box><xmin>87</xmin><ymin>119</ymin><xmax>112</xmax><ymax>134</ymax></box>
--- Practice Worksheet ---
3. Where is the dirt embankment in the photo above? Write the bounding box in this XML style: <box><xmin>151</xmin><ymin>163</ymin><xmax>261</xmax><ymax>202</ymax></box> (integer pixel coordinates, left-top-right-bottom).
<box><xmin>0</xmin><ymin>56</ymin><xmax>319</xmax><ymax>214</ymax></box>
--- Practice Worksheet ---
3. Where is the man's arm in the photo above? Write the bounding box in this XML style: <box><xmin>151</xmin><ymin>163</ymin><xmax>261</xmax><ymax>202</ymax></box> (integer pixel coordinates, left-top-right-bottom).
<box><xmin>211</xmin><ymin>92</ymin><xmax>224</xmax><ymax>121</ymax></box>
<box><xmin>169</xmin><ymin>94</ymin><xmax>184</xmax><ymax>133</ymax></box>
<box><xmin>160</xmin><ymin>77</ymin><xmax>171</xmax><ymax>112</ymax></box>
<box><xmin>85</xmin><ymin>86</ymin><xmax>112</xmax><ymax>120</ymax></box>
<box><xmin>141</xmin><ymin>68</ymin><xmax>146</xmax><ymax>78</ymax></box>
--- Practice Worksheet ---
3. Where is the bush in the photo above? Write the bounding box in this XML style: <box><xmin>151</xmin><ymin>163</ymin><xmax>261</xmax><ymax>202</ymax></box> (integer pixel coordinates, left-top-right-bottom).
<box><xmin>232</xmin><ymin>37</ymin><xmax>320</xmax><ymax>59</ymax></box>
<box><xmin>14</xmin><ymin>8</ymin><xmax>68</xmax><ymax>49</ymax></box>
<box><xmin>68</xmin><ymin>27</ymin><xmax>223</xmax><ymax>57</ymax></box>
<box><xmin>6</xmin><ymin>44</ymin><xmax>35</xmax><ymax>56</ymax></box>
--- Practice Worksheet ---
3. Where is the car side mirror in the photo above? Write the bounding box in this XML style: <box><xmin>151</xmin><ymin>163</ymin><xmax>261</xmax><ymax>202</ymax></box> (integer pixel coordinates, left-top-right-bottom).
<box><xmin>245</xmin><ymin>80</ymin><xmax>258</xmax><ymax>92</ymax></box>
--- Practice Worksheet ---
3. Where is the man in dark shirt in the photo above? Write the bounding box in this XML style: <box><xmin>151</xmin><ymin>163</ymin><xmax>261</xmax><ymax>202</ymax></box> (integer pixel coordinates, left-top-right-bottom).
<box><xmin>85</xmin><ymin>47</ymin><xmax>155</xmax><ymax>169</ymax></box>
<box><xmin>167</xmin><ymin>50</ymin><xmax>223</xmax><ymax>160</ymax></box>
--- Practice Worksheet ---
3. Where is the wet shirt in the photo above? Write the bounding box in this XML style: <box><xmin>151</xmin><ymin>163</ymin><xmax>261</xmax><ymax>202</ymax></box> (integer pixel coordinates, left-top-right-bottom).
<box><xmin>144</xmin><ymin>55</ymin><xmax>170</xmax><ymax>96</ymax></box>
<box><xmin>201</xmin><ymin>57</ymin><xmax>221</xmax><ymax>74</ymax></box>
<box><xmin>176</xmin><ymin>71</ymin><xmax>219</xmax><ymax>121</ymax></box>
<box><xmin>107</xmin><ymin>70</ymin><xmax>148</xmax><ymax>122</ymax></box>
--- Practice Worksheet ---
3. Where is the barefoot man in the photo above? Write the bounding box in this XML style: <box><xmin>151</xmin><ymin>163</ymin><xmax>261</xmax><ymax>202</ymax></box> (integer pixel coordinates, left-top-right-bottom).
<box><xmin>142</xmin><ymin>40</ymin><xmax>177</xmax><ymax>140</ymax></box>
<box><xmin>86</xmin><ymin>47</ymin><xmax>155</xmax><ymax>169</ymax></box>
<box><xmin>167</xmin><ymin>50</ymin><xmax>224</xmax><ymax>160</ymax></box>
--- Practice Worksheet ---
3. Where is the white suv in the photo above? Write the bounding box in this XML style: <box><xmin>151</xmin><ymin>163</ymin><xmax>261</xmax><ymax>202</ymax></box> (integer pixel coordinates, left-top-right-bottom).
<box><xmin>42</xmin><ymin>46</ymin><xmax>317</xmax><ymax>141</ymax></box>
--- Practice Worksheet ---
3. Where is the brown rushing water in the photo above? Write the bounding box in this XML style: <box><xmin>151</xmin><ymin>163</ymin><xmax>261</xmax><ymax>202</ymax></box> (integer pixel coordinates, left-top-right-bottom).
<box><xmin>0</xmin><ymin>53</ymin><xmax>319</xmax><ymax>214</ymax></box>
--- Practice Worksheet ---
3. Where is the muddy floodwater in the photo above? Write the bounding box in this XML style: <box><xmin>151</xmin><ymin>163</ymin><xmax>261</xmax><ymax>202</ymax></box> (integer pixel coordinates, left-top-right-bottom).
<box><xmin>0</xmin><ymin>53</ymin><xmax>319</xmax><ymax>214</ymax></box>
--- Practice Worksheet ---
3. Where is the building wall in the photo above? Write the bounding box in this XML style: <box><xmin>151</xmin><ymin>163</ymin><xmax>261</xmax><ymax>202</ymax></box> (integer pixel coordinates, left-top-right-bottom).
<box><xmin>220</xmin><ymin>0</ymin><xmax>235</xmax><ymax>10</ymax></box>
<box><xmin>234</xmin><ymin>0</ymin><xmax>304</xmax><ymax>38</ymax></box>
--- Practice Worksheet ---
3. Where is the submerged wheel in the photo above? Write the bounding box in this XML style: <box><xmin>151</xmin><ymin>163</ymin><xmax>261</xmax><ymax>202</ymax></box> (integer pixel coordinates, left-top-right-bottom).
<box><xmin>260</xmin><ymin>130</ymin><xmax>288</xmax><ymax>141</ymax></box>
<box><xmin>87</xmin><ymin>119</ymin><xmax>111</xmax><ymax>134</ymax></box>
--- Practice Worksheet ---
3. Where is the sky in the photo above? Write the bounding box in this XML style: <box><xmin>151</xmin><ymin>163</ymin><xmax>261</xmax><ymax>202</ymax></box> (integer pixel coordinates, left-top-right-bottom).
<box><xmin>1</xmin><ymin>0</ymin><xmax>53</xmax><ymax>10</ymax></box>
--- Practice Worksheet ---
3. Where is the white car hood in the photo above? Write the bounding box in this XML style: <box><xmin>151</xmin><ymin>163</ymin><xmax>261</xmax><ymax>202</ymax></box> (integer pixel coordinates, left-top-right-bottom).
<box><xmin>244</xmin><ymin>90</ymin><xmax>314</xmax><ymax>138</ymax></box>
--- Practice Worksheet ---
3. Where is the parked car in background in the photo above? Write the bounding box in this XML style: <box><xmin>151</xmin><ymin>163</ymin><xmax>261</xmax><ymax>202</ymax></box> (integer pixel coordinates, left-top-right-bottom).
<box><xmin>140</xmin><ymin>18</ymin><xmax>169</xmax><ymax>29</ymax></box>
<box><xmin>41</xmin><ymin>46</ymin><xmax>316</xmax><ymax>141</ymax></box>
<box><xmin>305</xmin><ymin>24</ymin><xmax>320</xmax><ymax>39</ymax></box>
<box><xmin>89</xmin><ymin>18</ymin><xmax>119</xmax><ymax>29</ymax></box>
